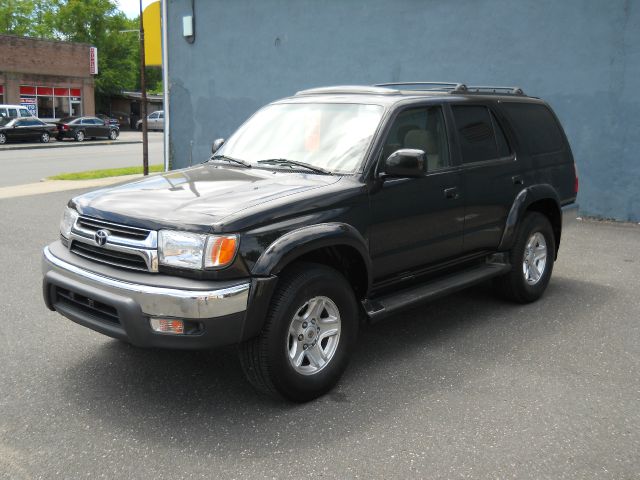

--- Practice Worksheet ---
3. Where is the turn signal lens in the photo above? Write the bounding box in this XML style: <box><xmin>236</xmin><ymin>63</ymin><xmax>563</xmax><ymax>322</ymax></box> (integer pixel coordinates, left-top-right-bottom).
<box><xmin>204</xmin><ymin>235</ymin><xmax>238</xmax><ymax>268</ymax></box>
<box><xmin>150</xmin><ymin>318</ymin><xmax>184</xmax><ymax>335</ymax></box>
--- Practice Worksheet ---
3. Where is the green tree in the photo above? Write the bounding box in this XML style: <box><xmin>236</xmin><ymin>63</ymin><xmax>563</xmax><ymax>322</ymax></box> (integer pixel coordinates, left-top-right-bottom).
<box><xmin>51</xmin><ymin>0</ymin><xmax>139</xmax><ymax>96</ymax></box>
<box><xmin>0</xmin><ymin>0</ymin><xmax>55</xmax><ymax>37</ymax></box>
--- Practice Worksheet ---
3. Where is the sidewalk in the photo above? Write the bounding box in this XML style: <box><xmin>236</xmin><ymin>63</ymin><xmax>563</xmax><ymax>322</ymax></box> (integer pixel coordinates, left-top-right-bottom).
<box><xmin>0</xmin><ymin>131</ymin><xmax>161</xmax><ymax>151</ymax></box>
<box><xmin>0</xmin><ymin>174</ymin><xmax>145</xmax><ymax>199</ymax></box>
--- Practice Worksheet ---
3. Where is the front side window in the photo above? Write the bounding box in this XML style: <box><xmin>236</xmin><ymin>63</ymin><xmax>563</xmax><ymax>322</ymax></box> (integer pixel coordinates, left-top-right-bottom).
<box><xmin>380</xmin><ymin>105</ymin><xmax>450</xmax><ymax>171</ymax></box>
<box><xmin>218</xmin><ymin>103</ymin><xmax>385</xmax><ymax>174</ymax></box>
<box><xmin>19</xmin><ymin>109</ymin><xmax>32</xmax><ymax>118</ymax></box>
<box><xmin>452</xmin><ymin>105</ymin><xmax>510</xmax><ymax>164</ymax></box>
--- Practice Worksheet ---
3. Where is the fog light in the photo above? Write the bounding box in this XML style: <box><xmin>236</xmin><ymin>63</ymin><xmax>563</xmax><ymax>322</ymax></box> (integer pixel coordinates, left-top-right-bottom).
<box><xmin>150</xmin><ymin>318</ymin><xmax>185</xmax><ymax>335</ymax></box>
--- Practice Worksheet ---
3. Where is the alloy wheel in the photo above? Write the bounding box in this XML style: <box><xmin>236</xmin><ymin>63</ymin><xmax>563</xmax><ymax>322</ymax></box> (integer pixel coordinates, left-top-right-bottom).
<box><xmin>287</xmin><ymin>296</ymin><xmax>341</xmax><ymax>375</ymax></box>
<box><xmin>522</xmin><ymin>232</ymin><xmax>547</xmax><ymax>285</ymax></box>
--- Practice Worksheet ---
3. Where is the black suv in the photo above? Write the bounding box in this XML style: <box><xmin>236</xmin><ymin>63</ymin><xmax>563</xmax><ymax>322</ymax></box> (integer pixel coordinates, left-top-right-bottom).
<box><xmin>42</xmin><ymin>82</ymin><xmax>578</xmax><ymax>401</ymax></box>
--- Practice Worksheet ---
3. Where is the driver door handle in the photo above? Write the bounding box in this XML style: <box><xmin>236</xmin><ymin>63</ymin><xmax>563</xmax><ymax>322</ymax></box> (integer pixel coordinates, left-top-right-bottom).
<box><xmin>444</xmin><ymin>187</ymin><xmax>460</xmax><ymax>200</ymax></box>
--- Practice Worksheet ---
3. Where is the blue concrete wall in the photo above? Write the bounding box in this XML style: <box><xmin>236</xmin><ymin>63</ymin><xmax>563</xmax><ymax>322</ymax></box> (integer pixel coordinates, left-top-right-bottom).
<box><xmin>166</xmin><ymin>0</ymin><xmax>640</xmax><ymax>221</ymax></box>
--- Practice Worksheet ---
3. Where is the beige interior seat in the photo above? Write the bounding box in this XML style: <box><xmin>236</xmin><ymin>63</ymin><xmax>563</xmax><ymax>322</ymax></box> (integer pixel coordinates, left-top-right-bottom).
<box><xmin>404</xmin><ymin>129</ymin><xmax>441</xmax><ymax>171</ymax></box>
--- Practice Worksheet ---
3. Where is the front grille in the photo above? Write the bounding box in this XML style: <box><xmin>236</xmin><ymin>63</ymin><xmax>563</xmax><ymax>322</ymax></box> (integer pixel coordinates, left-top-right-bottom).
<box><xmin>55</xmin><ymin>286</ymin><xmax>120</xmax><ymax>324</ymax></box>
<box><xmin>76</xmin><ymin>216</ymin><xmax>150</xmax><ymax>241</ymax></box>
<box><xmin>71</xmin><ymin>240</ymin><xmax>149</xmax><ymax>271</ymax></box>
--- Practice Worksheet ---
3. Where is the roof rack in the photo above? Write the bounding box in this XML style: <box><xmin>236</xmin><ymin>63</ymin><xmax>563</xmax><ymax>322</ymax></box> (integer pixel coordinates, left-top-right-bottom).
<box><xmin>374</xmin><ymin>82</ymin><xmax>525</xmax><ymax>96</ymax></box>
<box><xmin>295</xmin><ymin>85</ymin><xmax>399</xmax><ymax>96</ymax></box>
<box><xmin>375</xmin><ymin>82</ymin><xmax>464</xmax><ymax>91</ymax></box>
<box><xmin>462</xmin><ymin>85</ymin><xmax>525</xmax><ymax>95</ymax></box>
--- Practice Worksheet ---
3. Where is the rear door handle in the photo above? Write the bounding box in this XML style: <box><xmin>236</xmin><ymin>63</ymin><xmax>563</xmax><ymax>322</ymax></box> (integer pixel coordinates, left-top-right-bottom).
<box><xmin>512</xmin><ymin>175</ymin><xmax>524</xmax><ymax>186</ymax></box>
<box><xmin>444</xmin><ymin>187</ymin><xmax>460</xmax><ymax>200</ymax></box>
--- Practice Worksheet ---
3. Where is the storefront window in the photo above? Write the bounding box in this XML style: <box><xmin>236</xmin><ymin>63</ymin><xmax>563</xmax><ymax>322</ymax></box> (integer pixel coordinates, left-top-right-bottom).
<box><xmin>19</xmin><ymin>85</ymin><xmax>81</xmax><ymax>118</ymax></box>
<box><xmin>0</xmin><ymin>85</ymin><xmax>4</xmax><ymax>103</ymax></box>
<box><xmin>37</xmin><ymin>96</ymin><xmax>54</xmax><ymax>118</ymax></box>
<box><xmin>55</xmin><ymin>97</ymin><xmax>70</xmax><ymax>118</ymax></box>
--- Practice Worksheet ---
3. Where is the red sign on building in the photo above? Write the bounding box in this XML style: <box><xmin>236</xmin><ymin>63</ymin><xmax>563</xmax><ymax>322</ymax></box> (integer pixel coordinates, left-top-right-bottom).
<box><xmin>89</xmin><ymin>47</ymin><xmax>98</xmax><ymax>75</ymax></box>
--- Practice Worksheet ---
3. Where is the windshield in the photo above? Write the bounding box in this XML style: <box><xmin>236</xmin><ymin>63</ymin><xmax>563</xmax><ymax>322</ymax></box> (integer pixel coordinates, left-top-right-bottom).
<box><xmin>216</xmin><ymin>103</ymin><xmax>384</xmax><ymax>174</ymax></box>
<box><xmin>0</xmin><ymin>117</ymin><xmax>15</xmax><ymax>127</ymax></box>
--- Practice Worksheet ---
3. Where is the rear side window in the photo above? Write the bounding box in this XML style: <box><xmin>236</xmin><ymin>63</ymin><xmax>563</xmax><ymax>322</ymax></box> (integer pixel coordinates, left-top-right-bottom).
<box><xmin>19</xmin><ymin>109</ymin><xmax>31</xmax><ymax>117</ymax></box>
<box><xmin>501</xmin><ymin>103</ymin><xmax>564</xmax><ymax>155</ymax></box>
<box><xmin>8</xmin><ymin>108</ymin><xmax>18</xmax><ymax>117</ymax></box>
<box><xmin>452</xmin><ymin>105</ymin><xmax>510</xmax><ymax>163</ymax></box>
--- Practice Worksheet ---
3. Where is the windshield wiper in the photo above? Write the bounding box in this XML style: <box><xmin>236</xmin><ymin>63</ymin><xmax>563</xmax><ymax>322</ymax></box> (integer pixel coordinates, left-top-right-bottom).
<box><xmin>257</xmin><ymin>158</ymin><xmax>331</xmax><ymax>175</ymax></box>
<box><xmin>210</xmin><ymin>154</ymin><xmax>251</xmax><ymax>168</ymax></box>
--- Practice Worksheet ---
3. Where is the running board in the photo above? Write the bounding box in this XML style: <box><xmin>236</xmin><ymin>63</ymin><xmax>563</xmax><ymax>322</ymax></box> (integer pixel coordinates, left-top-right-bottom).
<box><xmin>363</xmin><ymin>262</ymin><xmax>511</xmax><ymax>322</ymax></box>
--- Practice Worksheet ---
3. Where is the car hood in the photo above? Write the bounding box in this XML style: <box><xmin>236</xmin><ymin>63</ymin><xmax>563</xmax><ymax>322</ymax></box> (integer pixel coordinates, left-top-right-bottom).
<box><xmin>72</xmin><ymin>163</ymin><xmax>343</xmax><ymax>232</ymax></box>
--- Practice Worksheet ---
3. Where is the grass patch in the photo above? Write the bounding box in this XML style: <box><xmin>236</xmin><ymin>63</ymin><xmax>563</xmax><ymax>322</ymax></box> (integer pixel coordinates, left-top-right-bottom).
<box><xmin>49</xmin><ymin>164</ymin><xmax>164</xmax><ymax>180</ymax></box>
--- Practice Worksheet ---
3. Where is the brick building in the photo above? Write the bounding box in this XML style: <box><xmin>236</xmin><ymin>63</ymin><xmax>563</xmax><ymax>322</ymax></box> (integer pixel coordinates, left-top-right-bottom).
<box><xmin>0</xmin><ymin>34</ymin><xmax>95</xmax><ymax>120</ymax></box>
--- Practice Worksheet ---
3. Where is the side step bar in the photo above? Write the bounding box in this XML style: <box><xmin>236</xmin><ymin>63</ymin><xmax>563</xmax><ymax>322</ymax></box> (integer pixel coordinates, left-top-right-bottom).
<box><xmin>363</xmin><ymin>262</ymin><xmax>511</xmax><ymax>322</ymax></box>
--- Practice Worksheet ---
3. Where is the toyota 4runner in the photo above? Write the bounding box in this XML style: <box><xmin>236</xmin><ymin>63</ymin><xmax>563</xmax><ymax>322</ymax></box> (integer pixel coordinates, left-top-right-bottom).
<box><xmin>42</xmin><ymin>82</ymin><xmax>579</xmax><ymax>402</ymax></box>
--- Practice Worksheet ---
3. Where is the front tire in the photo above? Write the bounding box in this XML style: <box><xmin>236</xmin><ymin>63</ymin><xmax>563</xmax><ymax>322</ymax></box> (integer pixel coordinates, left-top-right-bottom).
<box><xmin>495</xmin><ymin>212</ymin><xmax>555</xmax><ymax>303</ymax></box>
<box><xmin>0</xmin><ymin>133</ymin><xmax>6</xmax><ymax>144</ymax></box>
<box><xmin>109</xmin><ymin>129</ymin><xmax>118</xmax><ymax>140</ymax></box>
<box><xmin>239</xmin><ymin>263</ymin><xmax>359</xmax><ymax>402</ymax></box>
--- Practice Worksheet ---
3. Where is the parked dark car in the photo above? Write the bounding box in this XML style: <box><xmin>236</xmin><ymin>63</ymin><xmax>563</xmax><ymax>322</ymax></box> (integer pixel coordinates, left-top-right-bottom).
<box><xmin>96</xmin><ymin>113</ymin><xmax>120</xmax><ymax>128</ymax></box>
<box><xmin>0</xmin><ymin>116</ymin><xmax>56</xmax><ymax>144</ymax></box>
<box><xmin>55</xmin><ymin>116</ymin><xmax>119</xmax><ymax>142</ymax></box>
<box><xmin>42</xmin><ymin>82</ymin><xmax>579</xmax><ymax>402</ymax></box>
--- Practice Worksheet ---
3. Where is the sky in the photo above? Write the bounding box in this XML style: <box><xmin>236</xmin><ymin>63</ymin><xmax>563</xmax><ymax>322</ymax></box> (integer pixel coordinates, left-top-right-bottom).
<box><xmin>116</xmin><ymin>0</ymin><xmax>157</xmax><ymax>18</ymax></box>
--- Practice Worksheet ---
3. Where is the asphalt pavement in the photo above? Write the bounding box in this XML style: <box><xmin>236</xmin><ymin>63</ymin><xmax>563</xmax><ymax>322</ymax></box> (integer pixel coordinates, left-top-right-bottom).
<box><xmin>0</xmin><ymin>132</ymin><xmax>163</xmax><ymax>187</ymax></box>
<box><xmin>0</xmin><ymin>190</ymin><xmax>639</xmax><ymax>479</ymax></box>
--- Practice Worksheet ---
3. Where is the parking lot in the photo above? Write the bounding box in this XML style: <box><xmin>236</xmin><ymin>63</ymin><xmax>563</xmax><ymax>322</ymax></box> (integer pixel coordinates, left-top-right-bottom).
<box><xmin>0</xmin><ymin>183</ymin><xmax>638</xmax><ymax>479</ymax></box>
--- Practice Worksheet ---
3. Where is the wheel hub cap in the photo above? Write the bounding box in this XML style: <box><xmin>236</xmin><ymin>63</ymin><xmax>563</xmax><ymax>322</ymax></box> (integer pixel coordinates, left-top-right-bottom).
<box><xmin>287</xmin><ymin>296</ymin><xmax>341</xmax><ymax>375</ymax></box>
<box><xmin>522</xmin><ymin>232</ymin><xmax>547</xmax><ymax>285</ymax></box>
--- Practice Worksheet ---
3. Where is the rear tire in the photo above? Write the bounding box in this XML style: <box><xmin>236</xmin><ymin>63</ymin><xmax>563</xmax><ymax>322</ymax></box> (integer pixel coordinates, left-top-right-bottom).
<box><xmin>0</xmin><ymin>133</ymin><xmax>6</xmax><ymax>144</ymax></box>
<box><xmin>494</xmin><ymin>212</ymin><xmax>555</xmax><ymax>303</ymax></box>
<box><xmin>75</xmin><ymin>130</ymin><xmax>85</xmax><ymax>142</ymax></box>
<box><xmin>40</xmin><ymin>132</ymin><xmax>50</xmax><ymax>143</ymax></box>
<box><xmin>239</xmin><ymin>262</ymin><xmax>359</xmax><ymax>402</ymax></box>
<box><xmin>109</xmin><ymin>129</ymin><xmax>118</xmax><ymax>140</ymax></box>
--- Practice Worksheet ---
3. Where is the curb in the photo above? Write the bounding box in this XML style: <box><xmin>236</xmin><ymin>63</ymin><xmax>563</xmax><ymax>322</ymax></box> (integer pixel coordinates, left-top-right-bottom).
<box><xmin>0</xmin><ymin>174</ymin><xmax>147</xmax><ymax>199</ymax></box>
<box><xmin>0</xmin><ymin>140</ymin><xmax>142</xmax><ymax>151</ymax></box>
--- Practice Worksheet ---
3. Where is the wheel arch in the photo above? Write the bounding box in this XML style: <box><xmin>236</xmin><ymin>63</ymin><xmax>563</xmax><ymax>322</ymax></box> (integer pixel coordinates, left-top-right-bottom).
<box><xmin>499</xmin><ymin>185</ymin><xmax>562</xmax><ymax>256</ymax></box>
<box><xmin>251</xmin><ymin>223</ymin><xmax>371</xmax><ymax>299</ymax></box>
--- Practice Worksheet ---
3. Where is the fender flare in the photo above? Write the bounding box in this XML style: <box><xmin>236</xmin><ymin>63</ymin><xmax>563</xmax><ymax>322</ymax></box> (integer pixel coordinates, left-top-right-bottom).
<box><xmin>498</xmin><ymin>184</ymin><xmax>562</xmax><ymax>251</ymax></box>
<box><xmin>252</xmin><ymin>222</ymin><xmax>372</xmax><ymax>292</ymax></box>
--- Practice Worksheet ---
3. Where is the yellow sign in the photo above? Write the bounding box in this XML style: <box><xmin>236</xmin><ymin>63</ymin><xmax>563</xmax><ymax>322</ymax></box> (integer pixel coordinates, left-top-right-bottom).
<box><xmin>143</xmin><ymin>1</ymin><xmax>162</xmax><ymax>66</ymax></box>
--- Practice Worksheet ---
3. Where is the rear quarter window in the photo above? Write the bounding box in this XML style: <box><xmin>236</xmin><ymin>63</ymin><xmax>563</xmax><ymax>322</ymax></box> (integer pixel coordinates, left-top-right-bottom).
<box><xmin>502</xmin><ymin>103</ymin><xmax>565</xmax><ymax>155</ymax></box>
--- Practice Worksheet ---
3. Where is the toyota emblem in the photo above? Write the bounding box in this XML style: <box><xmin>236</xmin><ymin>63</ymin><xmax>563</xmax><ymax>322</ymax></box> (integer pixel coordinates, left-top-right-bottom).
<box><xmin>94</xmin><ymin>229</ymin><xmax>110</xmax><ymax>246</ymax></box>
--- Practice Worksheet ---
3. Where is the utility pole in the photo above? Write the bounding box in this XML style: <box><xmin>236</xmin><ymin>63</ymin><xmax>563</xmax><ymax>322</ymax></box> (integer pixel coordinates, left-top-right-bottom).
<box><xmin>139</xmin><ymin>0</ymin><xmax>149</xmax><ymax>175</ymax></box>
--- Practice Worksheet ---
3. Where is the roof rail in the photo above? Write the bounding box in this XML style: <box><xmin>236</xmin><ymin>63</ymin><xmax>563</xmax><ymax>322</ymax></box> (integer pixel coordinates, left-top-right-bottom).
<box><xmin>295</xmin><ymin>85</ymin><xmax>399</xmax><ymax>96</ymax></box>
<box><xmin>374</xmin><ymin>82</ymin><xmax>525</xmax><ymax>96</ymax></box>
<box><xmin>461</xmin><ymin>85</ymin><xmax>525</xmax><ymax>95</ymax></box>
<box><xmin>375</xmin><ymin>82</ymin><xmax>465</xmax><ymax>91</ymax></box>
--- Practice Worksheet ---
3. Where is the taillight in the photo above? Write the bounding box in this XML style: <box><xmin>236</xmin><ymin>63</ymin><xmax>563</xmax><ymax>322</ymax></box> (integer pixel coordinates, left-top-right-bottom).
<box><xmin>573</xmin><ymin>162</ymin><xmax>579</xmax><ymax>194</ymax></box>
<box><xmin>62</xmin><ymin>124</ymin><xmax>69</xmax><ymax>131</ymax></box>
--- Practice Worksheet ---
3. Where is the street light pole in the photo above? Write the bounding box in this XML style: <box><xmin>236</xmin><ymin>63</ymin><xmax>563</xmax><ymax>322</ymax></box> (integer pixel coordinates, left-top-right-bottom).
<box><xmin>139</xmin><ymin>0</ymin><xmax>149</xmax><ymax>176</ymax></box>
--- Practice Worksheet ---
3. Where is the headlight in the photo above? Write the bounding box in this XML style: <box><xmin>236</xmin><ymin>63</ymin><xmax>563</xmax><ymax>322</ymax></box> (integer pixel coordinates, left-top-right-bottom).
<box><xmin>60</xmin><ymin>207</ymin><xmax>79</xmax><ymax>238</ymax></box>
<box><xmin>158</xmin><ymin>230</ymin><xmax>238</xmax><ymax>270</ymax></box>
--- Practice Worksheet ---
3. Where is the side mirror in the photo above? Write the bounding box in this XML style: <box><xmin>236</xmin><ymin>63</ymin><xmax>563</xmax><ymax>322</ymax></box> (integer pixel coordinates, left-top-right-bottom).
<box><xmin>382</xmin><ymin>149</ymin><xmax>426</xmax><ymax>178</ymax></box>
<box><xmin>211</xmin><ymin>138</ymin><xmax>225</xmax><ymax>154</ymax></box>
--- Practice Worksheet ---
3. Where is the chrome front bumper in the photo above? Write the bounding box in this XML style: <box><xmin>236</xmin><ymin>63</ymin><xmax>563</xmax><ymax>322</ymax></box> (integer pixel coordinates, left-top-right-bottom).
<box><xmin>42</xmin><ymin>246</ymin><xmax>250</xmax><ymax>319</ymax></box>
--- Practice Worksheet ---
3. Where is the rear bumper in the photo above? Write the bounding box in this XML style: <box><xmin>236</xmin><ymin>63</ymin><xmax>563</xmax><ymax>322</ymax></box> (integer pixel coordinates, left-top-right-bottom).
<box><xmin>561</xmin><ymin>202</ymin><xmax>579</xmax><ymax>229</ymax></box>
<box><xmin>42</xmin><ymin>245</ymin><xmax>252</xmax><ymax>349</ymax></box>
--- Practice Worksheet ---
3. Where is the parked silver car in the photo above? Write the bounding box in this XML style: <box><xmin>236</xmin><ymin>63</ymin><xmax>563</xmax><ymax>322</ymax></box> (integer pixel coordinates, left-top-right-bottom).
<box><xmin>136</xmin><ymin>110</ymin><xmax>164</xmax><ymax>131</ymax></box>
